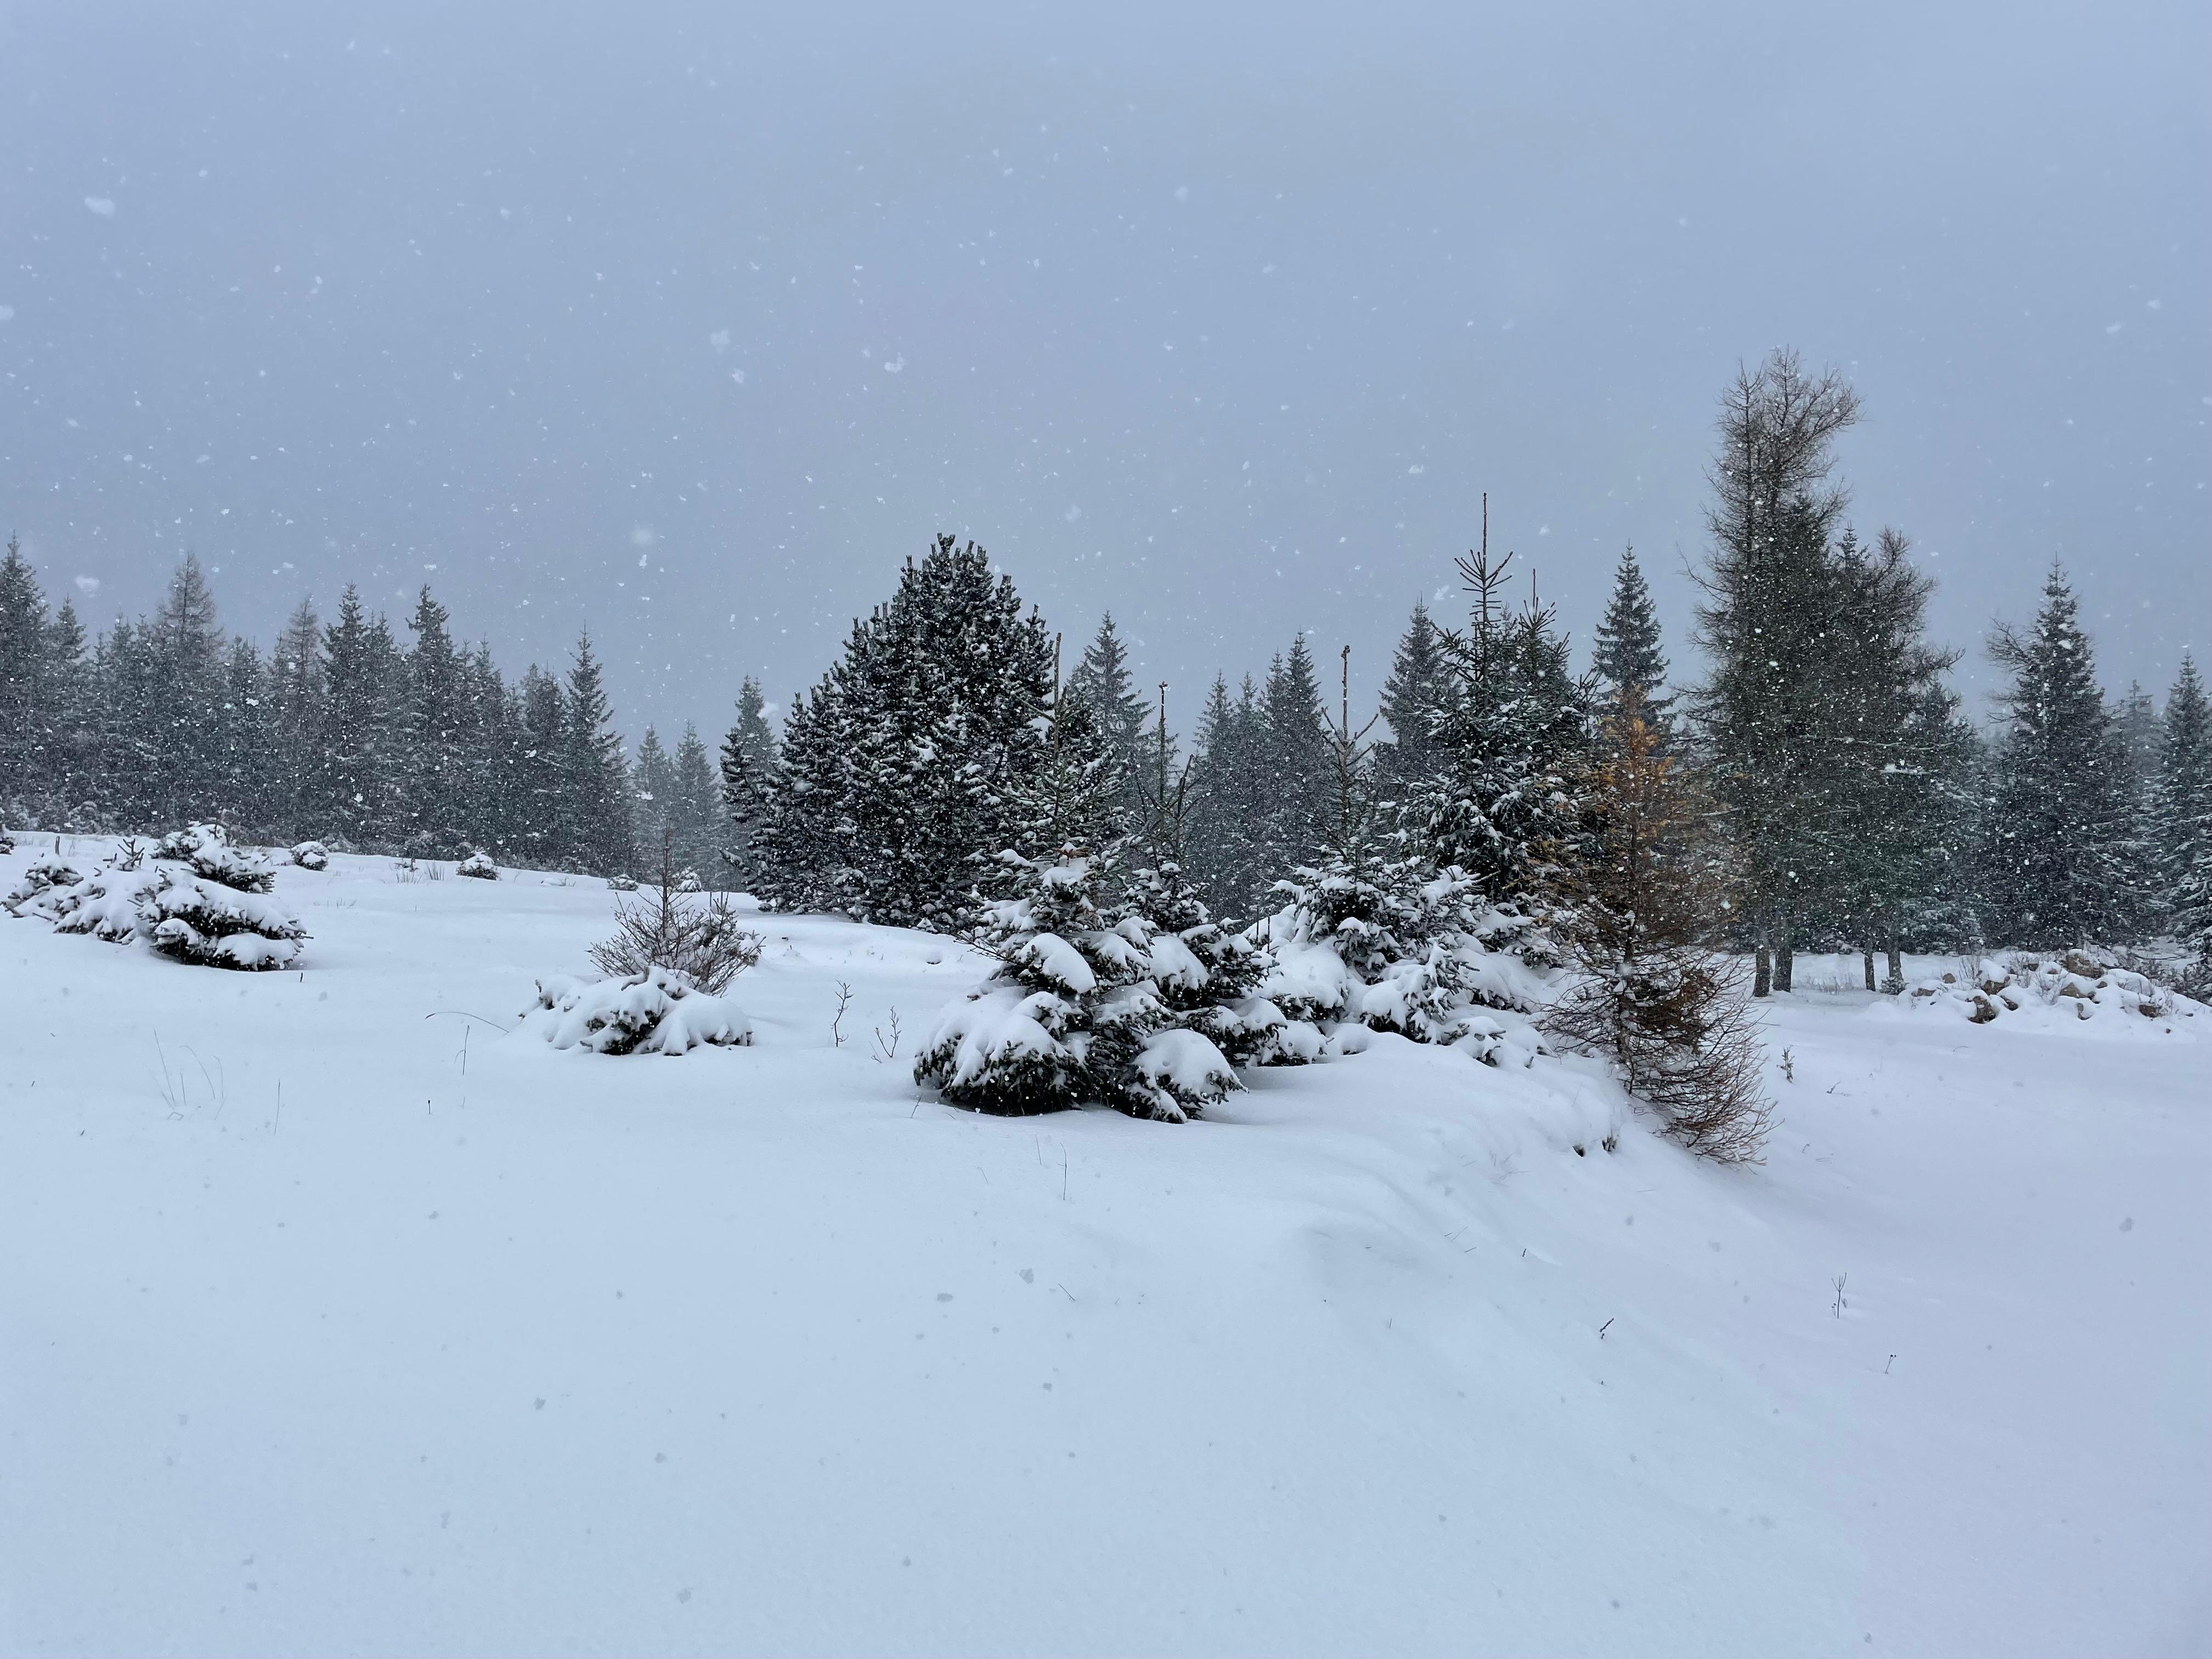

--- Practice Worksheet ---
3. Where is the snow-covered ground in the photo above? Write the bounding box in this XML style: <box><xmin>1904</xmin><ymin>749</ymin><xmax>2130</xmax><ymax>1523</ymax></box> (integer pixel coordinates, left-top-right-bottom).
<box><xmin>2</xmin><ymin>843</ymin><xmax>2205</xmax><ymax>1657</ymax></box>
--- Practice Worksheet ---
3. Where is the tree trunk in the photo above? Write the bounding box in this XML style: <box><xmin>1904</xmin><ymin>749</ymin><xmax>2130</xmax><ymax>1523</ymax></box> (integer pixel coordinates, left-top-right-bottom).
<box><xmin>1863</xmin><ymin>947</ymin><xmax>1876</xmax><ymax>992</ymax></box>
<box><xmin>1774</xmin><ymin>935</ymin><xmax>1795</xmax><ymax>993</ymax></box>
<box><xmin>1884</xmin><ymin>936</ymin><xmax>1904</xmax><ymax>995</ymax></box>
<box><xmin>1753</xmin><ymin>943</ymin><xmax>1773</xmax><ymax>999</ymax></box>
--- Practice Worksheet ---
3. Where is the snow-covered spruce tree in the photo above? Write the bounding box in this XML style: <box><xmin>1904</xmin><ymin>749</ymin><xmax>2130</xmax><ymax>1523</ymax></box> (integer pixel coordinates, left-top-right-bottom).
<box><xmin>664</xmin><ymin>724</ymin><xmax>724</xmax><ymax>885</ymax></box>
<box><xmin>914</xmin><ymin>846</ymin><xmax>1234</xmax><ymax>1121</ymax></box>
<box><xmin>1403</xmin><ymin>515</ymin><xmax>1593</xmax><ymax>927</ymax></box>
<box><xmin>1263</xmin><ymin>644</ymin><xmax>1556</xmax><ymax>1062</ymax></box>
<box><xmin>563</xmin><ymin>632</ymin><xmax>636</xmax><ymax>878</ymax></box>
<box><xmin>1184</xmin><ymin>674</ymin><xmax>1275</xmax><ymax>922</ymax></box>
<box><xmin>1979</xmin><ymin>567</ymin><xmax>2146</xmax><ymax>947</ymax></box>
<box><xmin>400</xmin><ymin>585</ymin><xmax>477</xmax><ymax>856</ymax></box>
<box><xmin>313</xmin><ymin>585</ymin><xmax>404</xmax><ymax>848</ymax></box>
<box><xmin>1690</xmin><ymin>352</ymin><xmax>1861</xmax><ymax>994</ymax></box>
<box><xmin>1067</xmin><ymin>614</ymin><xmax>1163</xmax><ymax>831</ymax></box>
<box><xmin>1824</xmin><ymin>528</ymin><xmax>1972</xmax><ymax>988</ymax></box>
<box><xmin>155</xmin><ymin>821</ymin><xmax>276</xmax><ymax>892</ymax></box>
<box><xmin>1258</xmin><ymin>636</ymin><xmax>1336</xmax><ymax>879</ymax></box>
<box><xmin>1374</xmin><ymin>598</ymin><xmax>1457</xmax><ymax>804</ymax></box>
<box><xmin>741</xmin><ymin>538</ymin><xmax>1055</xmax><ymax>930</ymax></box>
<box><xmin>0</xmin><ymin>535</ymin><xmax>55</xmax><ymax>817</ymax></box>
<box><xmin>1007</xmin><ymin>672</ymin><xmax>1129</xmax><ymax>866</ymax></box>
<box><xmin>1121</xmin><ymin>696</ymin><xmax>1272</xmax><ymax>1064</ymax></box>
<box><xmin>2152</xmin><ymin>654</ymin><xmax>2211</xmax><ymax>970</ymax></box>
<box><xmin>1543</xmin><ymin>687</ymin><xmax>1771</xmax><ymax>1162</ymax></box>
<box><xmin>267</xmin><ymin>597</ymin><xmax>325</xmax><ymax>834</ymax></box>
<box><xmin>1592</xmin><ymin>546</ymin><xmax>1674</xmax><ymax>731</ymax></box>
<box><xmin>631</xmin><ymin>725</ymin><xmax>678</xmax><ymax>866</ymax></box>
<box><xmin>717</xmin><ymin>677</ymin><xmax>782</xmax><ymax>893</ymax></box>
<box><xmin>516</xmin><ymin>665</ymin><xmax>569</xmax><ymax>867</ymax></box>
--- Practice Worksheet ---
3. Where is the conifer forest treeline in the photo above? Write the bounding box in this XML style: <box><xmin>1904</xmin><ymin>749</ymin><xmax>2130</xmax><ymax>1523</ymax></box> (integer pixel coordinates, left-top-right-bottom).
<box><xmin>3</xmin><ymin>351</ymin><xmax>2208</xmax><ymax>984</ymax></box>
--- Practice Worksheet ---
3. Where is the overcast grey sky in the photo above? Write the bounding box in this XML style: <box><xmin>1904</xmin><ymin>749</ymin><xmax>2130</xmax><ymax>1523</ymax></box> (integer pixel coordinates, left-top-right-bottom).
<box><xmin>3</xmin><ymin>1</ymin><xmax>2205</xmax><ymax>742</ymax></box>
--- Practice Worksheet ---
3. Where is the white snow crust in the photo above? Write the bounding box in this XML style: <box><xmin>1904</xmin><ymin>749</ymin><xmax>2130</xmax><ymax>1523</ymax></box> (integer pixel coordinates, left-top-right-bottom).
<box><xmin>0</xmin><ymin>839</ymin><xmax>2205</xmax><ymax>1657</ymax></box>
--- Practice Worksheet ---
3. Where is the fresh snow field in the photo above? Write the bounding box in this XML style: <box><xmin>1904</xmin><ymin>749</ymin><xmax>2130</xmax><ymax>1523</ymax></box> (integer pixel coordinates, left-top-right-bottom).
<box><xmin>2</xmin><ymin>843</ymin><xmax>2206</xmax><ymax>1657</ymax></box>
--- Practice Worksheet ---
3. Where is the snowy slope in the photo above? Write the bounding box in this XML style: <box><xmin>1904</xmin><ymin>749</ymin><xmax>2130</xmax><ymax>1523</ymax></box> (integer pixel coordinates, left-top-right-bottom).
<box><xmin>1</xmin><ymin>843</ymin><xmax>2205</xmax><ymax>1657</ymax></box>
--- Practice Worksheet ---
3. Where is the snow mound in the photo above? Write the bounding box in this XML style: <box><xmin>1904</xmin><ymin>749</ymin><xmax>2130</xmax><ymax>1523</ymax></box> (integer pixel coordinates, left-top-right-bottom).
<box><xmin>142</xmin><ymin>872</ymin><xmax>308</xmax><ymax>970</ymax></box>
<box><xmin>523</xmin><ymin>967</ymin><xmax>752</xmax><ymax>1056</ymax></box>
<box><xmin>1905</xmin><ymin>950</ymin><xmax>2203</xmax><ymax>1033</ymax></box>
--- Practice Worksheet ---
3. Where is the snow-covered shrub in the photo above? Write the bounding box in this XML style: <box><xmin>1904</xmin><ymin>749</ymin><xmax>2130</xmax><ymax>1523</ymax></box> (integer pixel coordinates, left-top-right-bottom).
<box><xmin>4</xmin><ymin>852</ymin><xmax>83</xmax><ymax>915</ymax></box>
<box><xmin>43</xmin><ymin>862</ymin><xmax>165</xmax><ymax>943</ymax></box>
<box><xmin>141</xmin><ymin>872</ymin><xmax>308</xmax><ymax>970</ymax></box>
<box><xmin>523</xmin><ymin>967</ymin><xmax>752</xmax><ymax>1056</ymax></box>
<box><xmin>12</xmin><ymin>839</ymin><xmax>307</xmax><ymax>968</ymax></box>
<box><xmin>290</xmin><ymin>841</ymin><xmax>330</xmax><ymax>871</ymax></box>
<box><xmin>1255</xmin><ymin>855</ymin><xmax>1557</xmax><ymax>1066</ymax></box>
<box><xmin>590</xmin><ymin>880</ymin><xmax>761</xmax><ymax>994</ymax></box>
<box><xmin>0</xmin><ymin>827</ymin><xmax>13</xmax><ymax>855</ymax></box>
<box><xmin>676</xmin><ymin>867</ymin><xmax>703</xmax><ymax>894</ymax></box>
<box><xmin>915</xmin><ymin>849</ymin><xmax>1238</xmax><ymax>1122</ymax></box>
<box><xmin>1121</xmin><ymin>859</ymin><xmax>1273</xmax><ymax>1064</ymax></box>
<box><xmin>457</xmin><ymin>850</ymin><xmax>498</xmax><ymax>881</ymax></box>
<box><xmin>606</xmin><ymin>872</ymin><xmax>638</xmax><ymax>892</ymax></box>
<box><xmin>155</xmin><ymin>823</ymin><xmax>275</xmax><ymax>893</ymax></box>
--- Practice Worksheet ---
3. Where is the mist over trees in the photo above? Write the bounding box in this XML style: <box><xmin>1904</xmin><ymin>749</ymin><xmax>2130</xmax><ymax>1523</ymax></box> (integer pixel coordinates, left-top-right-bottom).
<box><xmin>3</xmin><ymin>351</ymin><xmax>2202</xmax><ymax>1003</ymax></box>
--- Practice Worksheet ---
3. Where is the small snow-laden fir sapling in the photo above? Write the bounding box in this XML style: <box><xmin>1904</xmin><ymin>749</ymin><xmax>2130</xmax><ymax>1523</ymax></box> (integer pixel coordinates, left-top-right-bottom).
<box><xmin>589</xmin><ymin>833</ymin><xmax>763</xmax><ymax>994</ymax></box>
<box><xmin>914</xmin><ymin>847</ymin><xmax>1238</xmax><ymax>1122</ymax></box>
<box><xmin>457</xmin><ymin>849</ymin><xmax>498</xmax><ymax>880</ymax></box>
<box><xmin>527</xmin><ymin>830</ymin><xmax>765</xmax><ymax>1058</ymax></box>
<box><xmin>290</xmin><ymin>841</ymin><xmax>330</xmax><ymax>871</ymax></box>
<box><xmin>4</xmin><ymin>851</ymin><xmax>84</xmax><ymax>915</ymax></box>
<box><xmin>524</xmin><ymin>967</ymin><xmax>753</xmax><ymax>1056</ymax></box>
<box><xmin>140</xmin><ymin>871</ymin><xmax>309</xmax><ymax>969</ymax></box>
<box><xmin>155</xmin><ymin>823</ymin><xmax>276</xmax><ymax>893</ymax></box>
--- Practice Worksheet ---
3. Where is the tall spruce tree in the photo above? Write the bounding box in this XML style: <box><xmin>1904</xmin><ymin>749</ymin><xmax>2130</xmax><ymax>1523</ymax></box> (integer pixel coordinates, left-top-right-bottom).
<box><xmin>718</xmin><ymin>676</ymin><xmax>780</xmax><ymax>888</ymax></box>
<box><xmin>43</xmin><ymin>598</ymin><xmax>92</xmax><ymax>820</ymax></box>
<box><xmin>403</xmin><ymin>586</ymin><xmax>475</xmax><ymax>851</ymax></box>
<box><xmin>1067</xmin><ymin>613</ymin><xmax>1158</xmax><ymax>826</ymax></box>
<box><xmin>1375</xmin><ymin>599</ymin><xmax>1455</xmax><ymax>799</ymax></box>
<box><xmin>315</xmin><ymin>586</ymin><xmax>398</xmax><ymax>845</ymax></box>
<box><xmin>143</xmin><ymin>555</ymin><xmax>228</xmax><ymax>827</ymax></box>
<box><xmin>0</xmin><ymin>535</ymin><xmax>52</xmax><ymax>812</ymax></box>
<box><xmin>516</xmin><ymin>665</ymin><xmax>568</xmax><ymax>866</ymax></box>
<box><xmin>1184</xmin><ymin>674</ymin><xmax>1274</xmax><ymax>921</ymax></box>
<box><xmin>667</xmin><ymin>724</ymin><xmax>723</xmax><ymax>883</ymax></box>
<box><xmin>631</xmin><ymin>726</ymin><xmax>678</xmax><ymax>865</ymax></box>
<box><xmin>742</xmin><ymin>537</ymin><xmax>1054</xmax><ymax>927</ymax></box>
<box><xmin>1980</xmin><ymin>566</ymin><xmax>2143</xmax><ymax>947</ymax></box>
<box><xmin>1691</xmin><ymin>351</ymin><xmax>1861</xmax><ymax>993</ymax></box>
<box><xmin>1592</xmin><ymin>546</ymin><xmax>1673</xmax><ymax>726</ymax></box>
<box><xmin>562</xmin><ymin>631</ymin><xmax>635</xmax><ymax>876</ymax></box>
<box><xmin>1408</xmin><ymin>522</ymin><xmax>1593</xmax><ymax>907</ymax></box>
<box><xmin>1259</xmin><ymin>636</ymin><xmax>1335</xmax><ymax>879</ymax></box>
<box><xmin>2153</xmin><ymin>655</ymin><xmax>2211</xmax><ymax>964</ymax></box>
<box><xmin>1825</xmin><ymin>527</ymin><xmax>1968</xmax><ymax>984</ymax></box>
<box><xmin>268</xmin><ymin>599</ymin><xmax>325</xmax><ymax>834</ymax></box>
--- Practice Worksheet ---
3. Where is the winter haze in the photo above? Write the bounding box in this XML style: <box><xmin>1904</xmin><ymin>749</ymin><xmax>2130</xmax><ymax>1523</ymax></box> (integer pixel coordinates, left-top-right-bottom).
<box><xmin>2</xmin><ymin>0</ymin><xmax>2205</xmax><ymax>738</ymax></box>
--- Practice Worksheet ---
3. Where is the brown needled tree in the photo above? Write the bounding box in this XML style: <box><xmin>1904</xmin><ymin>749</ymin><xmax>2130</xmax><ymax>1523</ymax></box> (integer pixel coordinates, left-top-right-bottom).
<box><xmin>1545</xmin><ymin>686</ymin><xmax>1772</xmax><ymax>1163</ymax></box>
